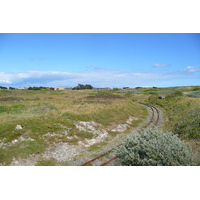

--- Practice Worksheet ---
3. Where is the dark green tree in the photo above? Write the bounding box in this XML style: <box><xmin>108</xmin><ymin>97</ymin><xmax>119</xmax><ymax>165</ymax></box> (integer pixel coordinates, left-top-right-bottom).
<box><xmin>72</xmin><ymin>84</ymin><xmax>93</xmax><ymax>90</ymax></box>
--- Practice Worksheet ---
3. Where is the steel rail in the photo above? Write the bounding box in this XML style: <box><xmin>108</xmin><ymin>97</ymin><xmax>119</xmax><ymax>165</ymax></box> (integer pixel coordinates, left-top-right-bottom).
<box><xmin>99</xmin><ymin>104</ymin><xmax>160</xmax><ymax>166</ymax></box>
<box><xmin>80</xmin><ymin>103</ymin><xmax>160</xmax><ymax>166</ymax></box>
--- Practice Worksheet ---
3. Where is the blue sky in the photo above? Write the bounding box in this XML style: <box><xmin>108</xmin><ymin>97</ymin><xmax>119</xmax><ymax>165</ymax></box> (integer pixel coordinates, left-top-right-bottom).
<box><xmin>0</xmin><ymin>33</ymin><xmax>199</xmax><ymax>88</ymax></box>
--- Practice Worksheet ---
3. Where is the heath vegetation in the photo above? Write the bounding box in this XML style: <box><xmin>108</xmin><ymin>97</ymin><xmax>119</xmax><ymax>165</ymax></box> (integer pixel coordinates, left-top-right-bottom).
<box><xmin>0</xmin><ymin>85</ymin><xmax>199</xmax><ymax>165</ymax></box>
<box><xmin>117</xmin><ymin>86</ymin><xmax>200</xmax><ymax>165</ymax></box>
<box><xmin>0</xmin><ymin>88</ymin><xmax>147</xmax><ymax>165</ymax></box>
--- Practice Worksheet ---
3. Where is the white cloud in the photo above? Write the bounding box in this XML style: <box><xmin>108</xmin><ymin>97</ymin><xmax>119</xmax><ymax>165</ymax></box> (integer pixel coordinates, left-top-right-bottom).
<box><xmin>0</xmin><ymin>79</ymin><xmax>12</xmax><ymax>84</ymax></box>
<box><xmin>182</xmin><ymin>66</ymin><xmax>200</xmax><ymax>73</ymax></box>
<box><xmin>0</xmin><ymin>70</ymin><xmax>158</xmax><ymax>87</ymax></box>
<box><xmin>133</xmin><ymin>72</ymin><xmax>156</xmax><ymax>78</ymax></box>
<box><xmin>0</xmin><ymin>67</ymin><xmax>199</xmax><ymax>88</ymax></box>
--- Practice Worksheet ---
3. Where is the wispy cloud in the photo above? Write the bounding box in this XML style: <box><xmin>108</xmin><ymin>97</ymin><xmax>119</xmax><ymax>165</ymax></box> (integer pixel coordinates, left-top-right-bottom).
<box><xmin>0</xmin><ymin>70</ymin><xmax>157</xmax><ymax>87</ymax></box>
<box><xmin>0</xmin><ymin>66</ymin><xmax>199</xmax><ymax>88</ymax></box>
<box><xmin>181</xmin><ymin>66</ymin><xmax>200</xmax><ymax>73</ymax></box>
<box><xmin>152</xmin><ymin>63</ymin><xmax>171</xmax><ymax>68</ymax></box>
<box><xmin>93</xmin><ymin>67</ymin><xmax>105</xmax><ymax>71</ymax></box>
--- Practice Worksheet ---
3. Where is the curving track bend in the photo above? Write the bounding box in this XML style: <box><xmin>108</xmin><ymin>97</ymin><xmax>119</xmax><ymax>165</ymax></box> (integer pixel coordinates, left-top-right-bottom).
<box><xmin>80</xmin><ymin>103</ymin><xmax>161</xmax><ymax>166</ymax></box>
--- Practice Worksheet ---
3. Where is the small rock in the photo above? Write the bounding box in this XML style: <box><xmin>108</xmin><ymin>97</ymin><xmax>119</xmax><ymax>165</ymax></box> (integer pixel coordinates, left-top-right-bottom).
<box><xmin>110</xmin><ymin>124</ymin><xmax>130</xmax><ymax>132</ymax></box>
<box><xmin>15</xmin><ymin>125</ymin><xmax>23</xmax><ymax>130</ymax></box>
<box><xmin>0</xmin><ymin>142</ymin><xmax>4</xmax><ymax>147</ymax></box>
<box><xmin>12</xmin><ymin>139</ymin><xmax>18</xmax><ymax>144</ymax></box>
<box><xmin>126</xmin><ymin>116</ymin><xmax>139</xmax><ymax>124</ymax></box>
<box><xmin>63</xmin><ymin>130</ymin><xmax>69</xmax><ymax>135</ymax></box>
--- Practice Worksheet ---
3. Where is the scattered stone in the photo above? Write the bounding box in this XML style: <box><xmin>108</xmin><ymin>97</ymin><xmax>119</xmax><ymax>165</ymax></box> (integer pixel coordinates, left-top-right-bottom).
<box><xmin>12</xmin><ymin>139</ymin><xmax>18</xmax><ymax>144</ymax></box>
<box><xmin>42</xmin><ymin>132</ymin><xmax>57</xmax><ymax>137</ymax></box>
<box><xmin>84</xmin><ymin>131</ymin><xmax>108</xmax><ymax>147</ymax></box>
<box><xmin>67</xmin><ymin>136</ymin><xmax>74</xmax><ymax>139</ymax></box>
<box><xmin>15</xmin><ymin>125</ymin><xmax>23</xmax><ymax>130</ymax></box>
<box><xmin>10</xmin><ymin>137</ymin><xmax>35</xmax><ymax>145</ymax></box>
<box><xmin>126</xmin><ymin>116</ymin><xmax>139</xmax><ymax>124</ymax></box>
<box><xmin>75</xmin><ymin>121</ymin><xmax>102</xmax><ymax>133</ymax></box>
<box><xmin>110</xmin><ymin>124</ymin><xmax>130</xmax><ymax>132</ymax></box>
<box><xmin>0</xmin><ymin>142</ymin><xmax>4</xmax><ymax>148</ymax></box>
<box><xmin>10</xmin><ymin>154</ymin><xmax>40</xmax><ymax>166</ymax></box>
<box><xmin>158</xmin><ymin>96</ymin><xmax>166</xmax><ymax>99</ymax></box>
<box><xmin>42</xmin><ymin>142</ymin><xmax>83</xmax><ymax>162</ymax></box>
<box><xmin>62</xmin><ymin>130</ymin><xmax>69</xmax><ymax>135</ymax></box>
<box><xmin>74</xmin><ymin>121</ymin><xmax>109</xmax><ymax>147</ymax></box>
<box><xmin>18</xmin><ymin>136</ymin><xmax>35</xmax><ymax>142</ymax></box>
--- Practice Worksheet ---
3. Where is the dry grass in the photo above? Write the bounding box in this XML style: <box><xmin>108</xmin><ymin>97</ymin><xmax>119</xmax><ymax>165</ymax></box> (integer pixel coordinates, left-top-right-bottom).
<box><xmin>0</xmin><ymin>89</ymin><xmax>147</xmax><ymax>165</ymax></box>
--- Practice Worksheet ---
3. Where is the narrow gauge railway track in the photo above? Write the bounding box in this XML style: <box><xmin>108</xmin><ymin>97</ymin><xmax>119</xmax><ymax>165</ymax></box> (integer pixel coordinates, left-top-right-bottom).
<box><xmin>80</xmin><ymin>103</ymin><xmax>160</xmax><ymax>166</ymax></box>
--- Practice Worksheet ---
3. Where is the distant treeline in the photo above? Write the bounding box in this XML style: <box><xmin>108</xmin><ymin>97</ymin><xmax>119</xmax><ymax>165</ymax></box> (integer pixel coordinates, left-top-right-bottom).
<box><xmin>72</xmin><ymin>84</ymin><xmax>93</xmax><ymax>90</ymax></box>
<box><xmin>0</xmin><ymin>86</ymin><xmax>8</xmax><ymax>89</ymax></box>
<box><xmin>0</xmin><ymin>86</ymin><xmax>54</xmax><ymax>90</ymax></box>
<box><xmin>28</xmin><ymin>86</ymin><xmax>54</xmax><ymax>90</ymax></box>
<box><xmin>0</xmin><ymin>86</ymin><xmax>15</xmax><ymax>90</ymax></box>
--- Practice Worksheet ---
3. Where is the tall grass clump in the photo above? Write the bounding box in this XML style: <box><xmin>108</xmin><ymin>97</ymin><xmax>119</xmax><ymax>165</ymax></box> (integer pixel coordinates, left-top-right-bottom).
<box><xmin>116</xmin><ymin>128</ymin><xmax>195</xmax><ymax>166</ymax></box>
<box><xmin>173</xmin><ymin>108</ymin><xmax>200</xmax><ymax>140</ymax></box>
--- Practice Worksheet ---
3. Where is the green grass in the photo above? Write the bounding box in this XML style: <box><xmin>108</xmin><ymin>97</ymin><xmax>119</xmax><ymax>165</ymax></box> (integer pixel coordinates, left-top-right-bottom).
<box><xmin>146</xmin><ymin>91</ymin><xmax>200</xmax><ymax>132</ymax></box>
<box><xmin>1</xmin><ymin>86</ymin><xmax>200</xmax><ymax>165</ymax></box>
<box><xmin>76</xmin><ymin>131</ymin><xmax>94</xmax><ymax>140</ymax></box>
<box><xmin>62</xmin><ymin>100</ymin><xmax>145</xmax><ymax>126</ymax></box>
<box><xmin>110</xmin><ymin>86</ymin><xmax>200</xmax><ymax>165</ymax></box>
<box><xmin>87</xmin><ymin>142</ymin><xmax>108</xmax><ymax>152</ymax></box>
<box><xmin>192</xmin><ymin>86</ymin><xmax>200</xmax><ymax>91</ymax></box>
<box><xmin>0</xmin><ymin>104</ymin><xmax>25</xmax><ymax>114</ymax></box>
<box><xmin>0</xmin><ymin>139</ymin><xmax>47</xmax><ymax>165</ymax></box>
<box><xmin>139</xmin><ymin>89</ymin><xmax>200</xmax><ymax>165</ymax></box>
<box><xmin>0</xmin><ymin>89</ymin><xmax>147</xmax><ymax>165</ymax></box>
<box><xmin>173</xmin><ymin>108</ymin><xmax>200</xmax><ymax>140</ymax></box>
<box><xmin>0</xmin><ymin>106</ymin><xmax>9</xmax><ymax>113</ymax></box>
<box><xmin>36</xmin><ymin>158</ymin><xmax>57</xmax><ymax>166</ymax></box>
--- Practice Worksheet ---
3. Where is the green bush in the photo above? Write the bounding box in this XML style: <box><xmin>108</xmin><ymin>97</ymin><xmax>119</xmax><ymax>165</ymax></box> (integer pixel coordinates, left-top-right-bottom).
<box><xmin>173</xmin><ymin>108</ymin><xmax>200</xmax><ymax>140</ymax></box>
<box><xmin>192</xmin><ymin>86</ymin><xmax>200</xmax><ymax>91</ymax></box>
<box><xmin>186</xmin><ymin>90</ymin><xmax>200</xmax><ymax>98</ymax></box>
<box><xmin>143</xmin><ymin>88</ymin><xmax>158</xmax><ymax>92</ymax></box>
<box><xmin>168</xmin><ymin>91</ymin><xmax>183</xmax><ymax>97</ymax></box>
<box><xmin>116</xmin><ymin>128</ymin><xmax>195</xmax><ymax>166</ymax></box>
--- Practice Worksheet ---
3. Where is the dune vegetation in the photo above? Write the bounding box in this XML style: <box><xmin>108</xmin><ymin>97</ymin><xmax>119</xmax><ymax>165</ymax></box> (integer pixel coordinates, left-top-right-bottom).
<box><xmin>0</xmin><ymin>85</ymin><xmax>199</xmax><ymax>165</ymax></box>
<box><xmin>117</xmin><ymin>86</ymin><xmax>200</xmax><ymax>165</ymax></box>
<box><xmin>0</xmin><ymin>89</ymin><xmax>147</xmax><ymax>165</ymax></box>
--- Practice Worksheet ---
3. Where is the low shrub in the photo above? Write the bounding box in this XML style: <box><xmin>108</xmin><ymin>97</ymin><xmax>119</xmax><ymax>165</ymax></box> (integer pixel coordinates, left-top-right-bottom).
<box><xmin>167</xmin><ymin>91</ymin><xmax>183</xmax><ymax>97</ymax></box>
<box><xmin>186</xmin><ymin>90</ymin><xmax>200</xmax><ymax>98</ymax></box>
<box><xmin>173</xmin><ymin>108</ymin><xmax>200</xmax><ymax>140</ymax></box>
<box><xmin>192</xmin><ymin>86</ymin><xmax>200</xmax><ymax>91</ymax></box>
<box><xmin>143</xmin><ymin>88</ymin><xmax>158</xmax><ymax>92</ymax></box>
<box><xmin>116</xmin><ymin>128</ymin><xmax>195</xmax><ymax>166</ymax></box>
